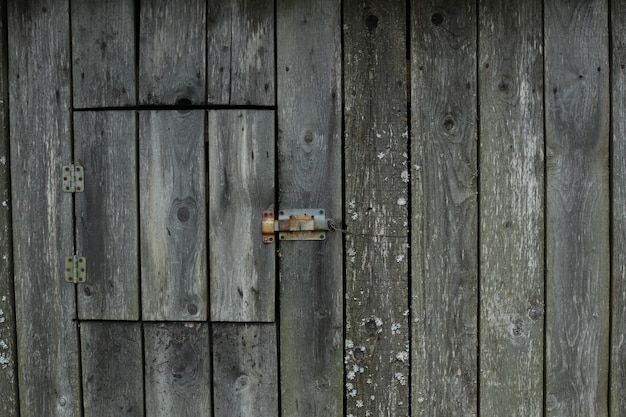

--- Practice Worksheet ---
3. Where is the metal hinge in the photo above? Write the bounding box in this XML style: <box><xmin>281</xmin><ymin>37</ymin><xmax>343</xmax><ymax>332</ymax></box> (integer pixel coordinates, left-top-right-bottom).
<box><xmin>262</xmin><ymin>209</ymin><xmax>331</xmax><ymax>243</ymax></box>
<box><xmin>62</xmin><ymin>164</ymin><xmax>84</xmax><ymax>193</ymax></box>
<box><xmin>64</xmin><ymin>256</ymin><xmax>86</xmax><ymax>283</ymax></box>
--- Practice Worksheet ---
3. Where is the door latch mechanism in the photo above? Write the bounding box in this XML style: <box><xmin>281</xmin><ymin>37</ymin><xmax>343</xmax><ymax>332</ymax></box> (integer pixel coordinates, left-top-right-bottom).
<box><xmin>262</xmin><ymin>209</ymin><xmax>332</xmax><ymax>243</ymax></box>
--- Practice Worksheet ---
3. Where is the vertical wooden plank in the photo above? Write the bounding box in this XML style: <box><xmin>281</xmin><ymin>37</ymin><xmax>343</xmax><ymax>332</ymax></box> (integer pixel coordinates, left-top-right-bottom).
<box><xmin>276</xmin><ymin>1</ymin><xmax>343</xmax><ymax>415</ymax></box>
<box><xmin>74</xmin><ymin>111</ymin><xmax>138</xmax><ymax>320</ymax></box>
<box><xmin>611</xmin><ymin>1</ymin><xmax>626</xmax><ymax>414</ymax></box>
<box><xmin>71</xmin><ymin>0</ymin><xmax>136</xmax><ymax>108</ymax></box>
<box><xmin>207</xmin><ymin>0</ymin><xmax>275</xmax><ymax>105</ymax></box>
<box><xmin>212</xmin><ymin>323</ymin><xmax>278</xmax><ymax>417</ymax></box>
<box><xmin>139</xmin><ymin>0</ymin><xmax>206</xmax><ymax>105</ymax></box>
<box><xmin>343</xmin><ymin>1</ymin><xmax>409</xmax><ymax>416</ymax></box>
<box><xmin>144</xmin><ymin>322</ymin><xmax>211</xmax><ymax>416</ymax></box>
<box><xmin>478</xmin><ymin>1</ymin><xmax>544</xmax><ymax>416</ymax></box>
<box><xmin>544</xmin><ymin>1</ymin><xmax>610</xmax><ymax>416</ymax></box>
<box><xmin>0</xmin><ymin>0</ymin><xmax>17</xmax><ymax>414</ymax></box>
<box><xmin>140</xmin><ymin>110</ymin><xmax>207</xmax><ymax>321</ymax></box>
<box><xmin>8</xmin><ymin>1</ymin><xmax>80</xmax><ymax>415</ymax></box>
<box><xmin>411</xmin><ymin>1</ymin><xmax>478</xmax><ymax>415</ymax></box>
<box><xmin>209</xmin><ymin>110</ymin><xmax>275</xmax><ymax>322</ymax></box>
<box><xmin>81</xmin><ymin>322</ymin><xmax>143</xmax><ymax>417</ymax></box>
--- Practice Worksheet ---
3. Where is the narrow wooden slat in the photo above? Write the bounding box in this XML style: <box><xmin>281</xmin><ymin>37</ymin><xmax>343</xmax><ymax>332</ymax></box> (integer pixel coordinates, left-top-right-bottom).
<box><xmin>276</xmin><ymin>1</ymin><xmax>343</xmax><ymax>415</ymax></box>
<box><xmin>139</xmin><ymin>0</ymin><xmax>206</xmax><ymax>105</ymax></box>
<box><xmin>209</xmin><ymin>110</ymin><xmax>275</xmax><ymax>322</ymax></box>
<box><xmin>207</xmin><ymin>0</ymin><xmax>274</xmax><ymax>105</ymax></box>
<box><xmin>411</xmin><ymin>1</ymin><xmax>478</xmax><ymax>415</ymax></box>
<box><xmin>478</xmin><ymin>1</ymin><xmax>544</xmax><ymax>416</ymax></box>
<box><xmin>140</xmin><ymin>110</ymin><xmax>207</xmax><ymax>321</ymax></box>
<box><xmin>343</xmin><ymin>1</ymin><xmax>409</xmax><ymax>416</ymax></box>
<box><xmin>80</xmin><ymin>322</ymin><xmax>143</xmax><ymax>417</ymax></box>
<box><xmin>8</xmin><ymin>1</ymin><xmax>80</xmax><ymax>415</ymax></box>
<box><xmin>144</xmin><ymin>322</ymin><xmax>211</xmax><ymax>416</ymax></box>
<box><xmin>0</xmin><ymin>0</ymin><xmax>18</xmax><ymax>413</ymax></box>
<box><xmin>71</xmin><ymin>0</ymin><xmax>135</xmax><ymax>108</ymax></box>
<box><xmin>212</xmin><ymin>323</ymin><xmax>278</xmax><ymax>417</ymax></box>
<box><xmin>611</xmin><ymin>1</ymin><xmax>626</xmax><ymax>414</ymax></box>
<box><xmin>544</xmin><ymin>1</ymin><xmax>610</xmax><ymax>416</ymax></box>
<box><xmin>74</xmin><ymin>111</ymin><xmax>138</xmax><ymax>320</ymax></box>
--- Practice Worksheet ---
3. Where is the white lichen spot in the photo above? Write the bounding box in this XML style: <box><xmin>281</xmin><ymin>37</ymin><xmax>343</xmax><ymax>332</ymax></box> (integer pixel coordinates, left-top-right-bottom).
<box><xmin>402</xmin><ymin>131</ymin><xmax>409</xmax><ymax>138</ymax></box>
<box><xmin>391</xmin><ymin>323</ymin><xmax>401</xmax><ymax>334</ymax></box>
<box><xmin>403</xmin><ymin>309</ymin><xmax>410</xmax><ymax>317</ymax></box>
<box><xmin>1</xmin><ymin>201</ymin><xmax>7</xmax><ymax>208</ymax></box>
<box><xmin>347</xmin><ymin>370</ymin><xmax>356</xmax><ymax>380</ymax></box>
<box><xmin>374</xmin><ymin>317</ymin><xmax>383</xmax><ymax>327</ymax></box>
<box><xmin>1</xmin><ymin>296</ymin><xmax>5</xmax><ymax>301</ymax></box>
<box><xmin>0</xmin><ymin>156</ymin><xmax>5</xmax><ymax>165</ymax></box>
<box><xmin>395</xmin><ymin>372</ymin><xmax>406</xmax><ymax>385</ymax></box>
<box><xmin>402</xmin><ymin>152</ymin><xmax>408</xmax><ymax>158</ymax></box>
<box><xmin>377</xmin><ymin>152</ymin><xmax>385</xmax><ymax>159</ymax></box>
<box><xmin>395</xmin><ymin>254</ymin><xmax>405</xmax><ymax>263</ymax></box>
<box><xmin>351</xmin><ymin>212</ymin><xmax>358</xmax><ymax>221</ymax></box>
<box><xmin>401</xmin><ymin>170</ymin><xmax>409</xmax><ymax>183</ymax></box>
<box><xmin>349</xmin><ymin>389</ymin><xmax>357</xmax><ymax>397</ymax></box>
<box><xmin>346</xmin><ymin>382</ymin><xmax>354</xmax><ymax>390</ymax></box>
<box><xmin>347</xmin><ymin>414</ymin><xmax>355</xmax><ymax>417</ymax></box>
<box><xmin>397</xmin><ymin>197</ymin><xmax>407</xmax><ymax>206</ymax></box>
<box><xmin>366</xmin><ymin>411</ymin><xmax>372</xmax><ymax>417</ymax></box>
<box><xmin>0</xmin><ymin>352</ymin><xmax>9</xmax><ymax>368</ymax></box>
<box><xmin>356</xmin><ymin>400</ymin><xmax>364</xmax><ymax>408</ymax></box>
<box><xmin>0</xmin><ymin>340</ymin><xmax>7</xmax><ymax>349</ymax></box>
<box><xmin>366</xmin><ymin>377</ymin><xmax>373</xmax><ymax>384</ymax></box>
<box><xmin>376</xmin><ymin>133</ymin><xmax>382</xmax><ymax>139</ymax></box>
<box><xmin>0</xmin><ymin>308</ymin><xmax>4</xmax><ymax>315</ymax></box>
<box><xmin>396</xmin><ymin>351</ymin><xmax>409</xmax><ymax>362</ymax></box>
<box><xmin>360</xmin><ymin>346</ymin><xmax>366</xmax><ymax>352</ymax></box>
<box><xmin>346</xmin><ymin>339</ymin><xmax>354</xmax><ymax>349</ymax></box>
<box><xmin>413</xmin><ymin>164</ymin><xmax>421</xmax><ymax>171</ymax></box>
<box><xmin>417</xmin><ymin>397</ymin><xmax>425</xmax><ymax>404</ymax></box>
<box><xmin>370</xmin><ymin>395</ymin><xmax>375</xmax><ymax>400</ymax></box>
<box><xmin>359</xmin><ymin>367</ymin><xmax>365</xmax><ymax>373</ymax></box>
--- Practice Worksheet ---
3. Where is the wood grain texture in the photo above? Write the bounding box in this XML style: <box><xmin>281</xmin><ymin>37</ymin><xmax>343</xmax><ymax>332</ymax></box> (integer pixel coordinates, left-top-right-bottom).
<box><xmin>8</xmin><ymin>1</ymin><xmax>80</xmax><ymax>415</ymax></box>
<box><xmin>276</xmin><ymin>1</ymin><xmax>343</xmax><ymax>415</ymax></box>
<box><xmin>144</xmin><ymin>322</ymin><xmax>211</xmax><ymax>416</ymax></box>
<box><xmin>611</xmin><ymin>1</ymin><xmax>626</xmax><ymax>414</ymax></box>
<box><xmin>478</xmin><ymin>1</ymin><xmax>544</xmax><ymax>416</ymax></box>
<box><xmin>0</xmin><ymin>0</ymin><xmax>17</xmax><ymax>413</ymax></box>
<box><xmin>74</xmin><ymin>111</ymin><xmax>138</xmax><ymax>320</ymax></box>
<box><xmin>80</xmin><ymin>322</ymin><xmax>143</xmax><ymax>417</ymax></box>
<box><xmin>209</xmin><ymin>110</ymin><xmax>275</xmax><ymax>322</ymax></box>
<box><xmin>71</xmin><ymin>0</ymin><xmax>135</xmax><ymax>108</ymax></box>
<box><xmin>139</xmin><ymin>0</ymin><xmax>206</xmax><ymax>105</ymax></box>
<box><xmin>343</xmin><ymin>1</ymin><xmax>409</xmax><ymax>416</ymax></box>
<box><xmin>140</xmin><ymin>110</ymin><xmax>207</xmax><ymax>321</ymax></box>
<box><xmin>207</xmin><ymin>0</ymin><xmax>275</xmax><ymax>105</ymax></box>
<box><xmin>544</xmin><ymin>2</ymin><xmax>610</xmax><ymax>416</ymax></box>
<box><xmin>212</xmin><ymin>323</ymin><xmax>278</xmax><ymax>417</ymax></box>
<box><xmin>411</xmin><ymin>1</ymin><xmax>478</xmax><ymax>415</ymax></box>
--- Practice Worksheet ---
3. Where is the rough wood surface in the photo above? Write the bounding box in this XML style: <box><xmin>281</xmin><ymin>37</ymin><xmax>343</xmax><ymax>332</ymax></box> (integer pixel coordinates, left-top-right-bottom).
<box><xmin>212</xmin><ymin>323</ymin><xmax>278</xmax><ymax>417</ymax></box>
<box><xmin>0</xmin><ymin>0</ymin><xmax>17</xmax><ymax>413</ymax></box>
<box><xmin>140</xmin><ymin>110</ymin><xmax>207</xmax><ymax>321</ymax></box>
<box><xmin>411</xmin><ymin>1</ymin><xmax>478</xmax><ymax>415</ymax></box>
<box><xmin>74</xmin><ymin>111</ymin><xmax>138</xmax><ymax>320</ymax></box>
<box><xmin>80</xmin><ymin>322</ymin><xmax>143</xmax><ymax>417</ymax></box>
<box><xmin>139</xmin><ymin>0</ymin><xmax>206</xmax><ymax>105</ymax></box>
<box><xmin>545</xmin><ymin>2</ymin><xmax>610</xmax><ymax>417</ymax></box>
<box><xmin>343</xmin><ymin>1</ymin><xmax>409</xmax><ymax>416</ymax></box>
<box><xmin>8</xmin><ymin>1</ymin><xmax>80</xmax><ymax>415</ymax></box>
<box><xmin>144</xmin><ymin>322</ymin><xmax>211</xmax><ymax>416</ymax></box>
<box><xmin>71</xmin><ymin>0</ymin><xmax>135</xmax><ymax>108</ymax></box>
<box><xmin>611</xmin><ymin>2</ymin><xmax>626</xmax><ymax>414</ymax></box>
<box><xmin>209</xmin><ymin>110</ymin><xmax>275</xmax><ymax>322</ymax></box>
<box><xmin>478</xmin><ymin>1</ymin><xmax>544</xmax><ymax>416</ymax></box>
<box><xmin>276</xmin><ymin>1</ymin><xmax>343</xmax><ymax>415</ymax></box>
<box><xmin>207</xmin><ymin>0</ymin><xmax>274</xmax><ymax>105</ymax></box>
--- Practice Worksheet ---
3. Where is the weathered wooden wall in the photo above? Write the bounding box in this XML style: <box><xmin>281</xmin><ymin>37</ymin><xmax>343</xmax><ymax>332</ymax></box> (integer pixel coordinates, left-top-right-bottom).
<box><xmin>1</xmin><ymin>0</ymin><xmax>625</xmax><ymax>416</ymax></box>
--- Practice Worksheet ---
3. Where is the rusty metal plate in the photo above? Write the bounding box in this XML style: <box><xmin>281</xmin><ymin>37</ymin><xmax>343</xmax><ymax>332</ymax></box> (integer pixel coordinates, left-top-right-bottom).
<box><xmin>277</xmin><ymin>209</ymin><xmax>328</xmax><ymax>241</ymax></box>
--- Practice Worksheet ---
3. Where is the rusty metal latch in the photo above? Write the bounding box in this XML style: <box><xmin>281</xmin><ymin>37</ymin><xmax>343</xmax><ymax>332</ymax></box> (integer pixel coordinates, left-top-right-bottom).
<box><xmin>262</xmin><ymin>209</ymin><xmax>331</xmax><ymax>243</ymax></box>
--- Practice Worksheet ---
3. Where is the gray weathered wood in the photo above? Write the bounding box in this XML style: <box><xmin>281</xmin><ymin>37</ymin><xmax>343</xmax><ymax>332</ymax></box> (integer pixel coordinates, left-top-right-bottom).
<box><xmin>343</xmin><ymin>1</ymin><xmax>409</xmax><ymax>416</ymax></box>
<box><xmin>0</xmin><ymin>0</ymin><xmax>17</xmax><ymax>413</ymax></box>
<box><xmin>139</xmin><ymin>0</ymin><xmax>206</xmax><ymax>105</ymax></box>
<box><xmin>144</xmin><ymin>322</ymin><xmax>211</xmax><ymax>416</ymax></box>
<box><xmin>71</xmin><ymin>0</ymin><xmax>135</xmax><ymax>108</ymax></box>
<box><xmin>212</xmin><ymin>323</ymin><xmax>278</xmax><ymax>417</ymax></box>
<box><xmin>611</xmin><ymin>1</ymin><xmax>626</xmax><ymax>414</ymax></box>
<box><xmin>411</xmin><ymin>1</ymin><xmax>478</xmax><ymax>415</ymax></box>
<box><xmin>209</xmin><ymin>110</ymin><xmax>275</xmax><ymax>322</ymax></box>
<box><xmin>207</xmin><ymin>0</ymin><xmax>274</xmax><ymax>105</ymax></box>
<box><xmin>140</xmin><ymin>110</ymin><xmax>207</xmax><ymax>321</ymax></box>
<box><xmin>545</xmin><ymin>2</ymin><xmax>610</xmax><ymax>417</ymax></box>
<box><xmin>478</xmin><ymin>1</ymin><xmax>544</xmax><ymax>416</ymax></box>
<box><xmin>276</xmin><ymin>1</ymin><xmax>343</xmax><ymax>415</ymax></box>
<box><xmin>8</xmin><ymin>1</ymin><xmax>80</xmax><ymax>415</ymax></box>
<box><xmin>80</xmin><ymin>322</ymin><xmax>143</xmax><ymax>417</ymax></box>
<box><xmin>74</xmin><ymin>111</ymin><xmax>138</xmax><ymax>320</ymax></box>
